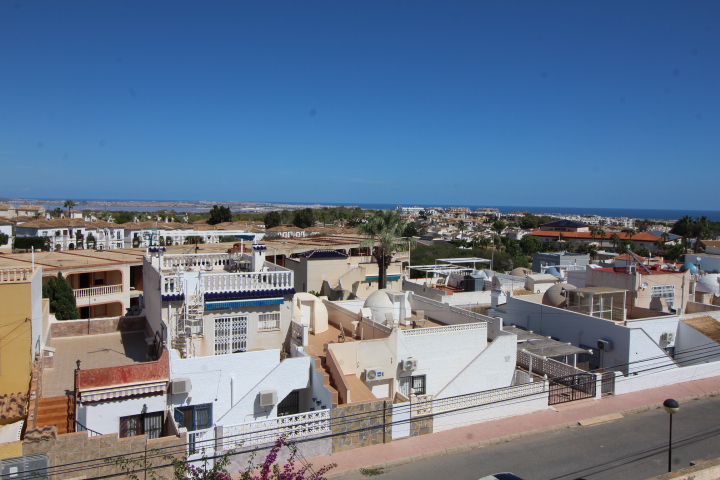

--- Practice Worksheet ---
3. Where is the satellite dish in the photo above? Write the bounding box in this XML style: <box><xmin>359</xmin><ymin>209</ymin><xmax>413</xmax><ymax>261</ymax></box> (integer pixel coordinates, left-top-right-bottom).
<box><xmin>642</xmin><ymin>282</ymin><xmax>649</xmax><ymax>290</ymax></box>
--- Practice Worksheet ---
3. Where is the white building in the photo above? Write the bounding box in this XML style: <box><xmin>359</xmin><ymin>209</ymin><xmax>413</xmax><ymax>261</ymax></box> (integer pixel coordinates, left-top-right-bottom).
<box><xmin>142</xmin><ymin>244</ymin><xmax>332</xmax><ymax>458</ymax></box>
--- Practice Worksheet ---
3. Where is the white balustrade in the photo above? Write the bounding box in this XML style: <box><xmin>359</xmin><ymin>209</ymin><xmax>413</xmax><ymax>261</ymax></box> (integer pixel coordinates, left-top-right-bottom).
<box><xmin>162</xmin><ymin>275</ymin><xmax>182</xmax><ymax>294</ymax></box>
<box><xmin>203</xmin><ymin>271</ymin><xmax>293</xmax><ymax>293</ymax></box>
<box><xmin>0</xmin><ymin>268</ymin><xmax>34</xmax><ymax>283</ymax></box>
<box><xmin>401</xmin><ymin>323</ymin><xmax>486</xmax><ymax>336</ymax></box>
<box><xmin>73</xmin><ymin>284</ymin><xmax>122</xmax><ymax>298</ymax></box>
<box><xmin>160</xmin><ymin>253</ymin><xmax>241</xmax><ymax>270</ymax></box>
<box><xmin>221</xmin><ymin>409</ymin><xmax>330</xmax><ymax>449</ymax></box>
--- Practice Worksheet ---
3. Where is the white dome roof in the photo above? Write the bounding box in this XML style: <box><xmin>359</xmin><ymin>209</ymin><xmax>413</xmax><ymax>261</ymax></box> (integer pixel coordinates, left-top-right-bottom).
<box><xmin>697</xmin><ymin>274</ymin><xmax>720</xmax><ymax>294</ymax></box>
<box><xmin>363</xmin><ymin>289</ymin><xmax>394</xmax><ymax>310</ymax></box>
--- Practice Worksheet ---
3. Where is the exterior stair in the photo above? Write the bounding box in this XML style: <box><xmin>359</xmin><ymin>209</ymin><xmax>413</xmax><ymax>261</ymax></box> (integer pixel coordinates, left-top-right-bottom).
<box><xmin>36</xmin><ymin>395</ymin><xmax>74</xmax><ymax>435</ymax></box>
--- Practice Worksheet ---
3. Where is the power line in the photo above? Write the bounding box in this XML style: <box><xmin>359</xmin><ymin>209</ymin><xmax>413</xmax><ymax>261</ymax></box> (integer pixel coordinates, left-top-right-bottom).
<box><xmin>13</xmin><ymin>340</ymin><xmax>720</xmax><ymax>479</ymax></box>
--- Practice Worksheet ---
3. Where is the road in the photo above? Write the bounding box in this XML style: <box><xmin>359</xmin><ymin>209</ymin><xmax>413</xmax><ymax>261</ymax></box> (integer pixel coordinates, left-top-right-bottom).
<box><xmin>339</xmin><ymin>395</ymin><xmax>720</xmax><ymax>480</ymax></box>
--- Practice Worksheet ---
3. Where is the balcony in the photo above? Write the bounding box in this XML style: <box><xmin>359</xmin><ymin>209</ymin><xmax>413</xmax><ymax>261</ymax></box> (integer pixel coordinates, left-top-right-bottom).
<box><xmin>158</xmin><ymin>253</ymin><xmax>243</xmax><ymax>272</ymax></box>
<box><xmin>203</xmin><ymin>271</ymin><xmax>293</xmax><ymax>293</ymax></box>
<box><xmin>73</xmin><ymin>284</ymin><xmax>123</xmax><ymax>298</ymax></box>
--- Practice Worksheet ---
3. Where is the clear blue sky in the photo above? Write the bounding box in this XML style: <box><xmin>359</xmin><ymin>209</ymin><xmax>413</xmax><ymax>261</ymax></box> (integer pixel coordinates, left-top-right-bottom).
<box><xmin>1</xmin><ymin>1</ymin><xmax>718</xmax><ymax>209</ymax></box>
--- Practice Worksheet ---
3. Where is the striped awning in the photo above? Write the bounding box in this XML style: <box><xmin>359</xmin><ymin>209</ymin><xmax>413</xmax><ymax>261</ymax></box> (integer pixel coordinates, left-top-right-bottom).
<box><xmin>79</xmin><ymin>381</ymin><xmax>167</xmax><ymax>403</ymax></box>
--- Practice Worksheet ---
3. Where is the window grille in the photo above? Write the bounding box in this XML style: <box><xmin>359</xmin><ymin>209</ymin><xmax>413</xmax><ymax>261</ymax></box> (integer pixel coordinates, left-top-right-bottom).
<box><xmin>215</xmin><ymin>316</ymin><xmax>247</xmax><ymax>355</ymax></box>
<box><xmin>119</xmin><ymin>412</ymin><xmax>163</xmax><ymax>439</ymax></box>
<box><xmin>651</xmin><ymin>285</ymin><xmax>675</xmax><ymax>298</ymax></box>
<box><xmin>400</xmin><ymin>375</ymin><xmax>427</xmax><ymax>396</ymax></box>
<box><xmin>258</xmin><ymin>313</ymin><xmax>281</xmax><ymax>331</ymax></box>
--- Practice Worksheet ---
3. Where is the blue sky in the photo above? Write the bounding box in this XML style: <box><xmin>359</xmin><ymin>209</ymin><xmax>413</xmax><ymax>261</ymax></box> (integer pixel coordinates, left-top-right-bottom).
<box><xmin>1</xmin><ymin>1</ymin><xmax>718</xmax><ymax>210</ymax></box>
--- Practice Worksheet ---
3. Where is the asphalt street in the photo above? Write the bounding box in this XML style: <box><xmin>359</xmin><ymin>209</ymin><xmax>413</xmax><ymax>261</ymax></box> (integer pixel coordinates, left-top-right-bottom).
<box><xmin>339</xmin><ymin>395</ymin><xmax>720</xmax><ymax>480</ymax></box>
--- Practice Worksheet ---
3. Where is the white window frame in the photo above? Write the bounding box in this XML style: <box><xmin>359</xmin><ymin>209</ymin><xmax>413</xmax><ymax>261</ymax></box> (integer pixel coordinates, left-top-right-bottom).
<box><xmin>214</xmin><ymin>316</ymin><xmax>247</xmax><ymax>355</ymax></box>
<box><xmin>651</xmin><ymin>285</ymin><xmax>675</xmax><ymax>298</ymax></box>
<box><xmin>258</xmin><ymin>313</ymin><xmax>281</xmax><ymax>332</ymax></box>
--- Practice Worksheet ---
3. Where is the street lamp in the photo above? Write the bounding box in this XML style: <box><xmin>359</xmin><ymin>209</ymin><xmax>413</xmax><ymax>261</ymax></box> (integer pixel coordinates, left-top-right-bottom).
<box><xmin>663</xmin><ymin>398</ymin><xmax>680</xmax><ymax>472</ymax></box>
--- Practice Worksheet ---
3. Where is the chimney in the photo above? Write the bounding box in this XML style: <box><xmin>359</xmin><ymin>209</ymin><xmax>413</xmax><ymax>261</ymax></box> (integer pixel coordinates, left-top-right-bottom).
<box><xmin>252</xmin><ymin>244</ymin><xmax>267</xmax><ymax>272</ymax></box>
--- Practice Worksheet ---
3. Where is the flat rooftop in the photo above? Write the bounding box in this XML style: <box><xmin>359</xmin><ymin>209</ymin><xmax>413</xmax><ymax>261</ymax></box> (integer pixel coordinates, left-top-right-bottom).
<box><xmin>0</xmin><ymin>250</ymin><xmax>144</xmax><ymax>271</ymax></box>
<box><xmin>504</xmin><ymin>325</ymin><xmax>589</xmax><ymax>358</ymax></box>
<box><xmin>43</xmin><ymin>331</ymin><xmax>147</xmax><ymax>397</ymax></box>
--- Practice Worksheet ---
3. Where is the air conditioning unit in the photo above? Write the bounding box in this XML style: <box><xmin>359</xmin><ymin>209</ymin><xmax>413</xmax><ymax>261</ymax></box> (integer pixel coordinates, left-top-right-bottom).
<box><xmin>259</xmin><ymin>390</ymin><xmax>277</xmax><ymax>407</ymax></box>
<box><xmin>171</xmin><ymin>378</ymin><xmax>191</xmax><ymax>395</ymax></box>
<box><xmin>597</xmin><ymin>340</ymin><xmax>613</xmax><ymax>352</ymax></box>
<box><xmin>402</xmin><ymin>357</ymin><xmax>418</xmax><ymax>372</ymax></box>
<box><xmin>661</xmin><ymin>332</ymin><xmax>676</xmax><ymax>344</ymax></box>
<box><xmin>365</xmin><ymin>368</ymin><xmax>384</xmax><ymax>382</ymax></box>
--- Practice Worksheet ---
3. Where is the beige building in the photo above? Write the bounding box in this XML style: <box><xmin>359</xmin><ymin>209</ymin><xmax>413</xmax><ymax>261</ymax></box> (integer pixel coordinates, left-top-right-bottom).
<box><xmin>284</xmin><ymin>249</ymin><xmax>403</xmax><ymax>299</ymax></box>
<box><xmin>0</xmin><ymin>250</ymin><xmax>145</xmax><ymax>319</ymax></box>
<box><xmin>584</xmin><ymin>264</ymin><xmax>692</xmax><ymax>314</ymax></box>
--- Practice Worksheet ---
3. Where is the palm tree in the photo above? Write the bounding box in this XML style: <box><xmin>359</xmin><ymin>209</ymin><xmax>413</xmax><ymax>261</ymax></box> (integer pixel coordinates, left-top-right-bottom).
<box><xmin>52</xmin><ymin>207</ymin><xmax>63</xmax><ymax>218</ymax></box>
<box><xmin>63</xmin><ymin>200</ymin><xmax>76</xmax><ymax>217</ymax></box>
<box><xmin>694</xmin><ymin>216</ymin><xmax>710</xmax><ymax>253</ymax></box>
<box><xmin>358</xmin><ymin>210</ymin><xmax>412</xmax><ymax>290</ymax></box>
<box><xmin>673</xmin><ymin>215</ymin><xmax>694</xmax><ymax>254</ymax></box>
<box><xmin>610</xmin><ymin>233</ymin><xmax>620</xmax><ymax>252</ymax></box>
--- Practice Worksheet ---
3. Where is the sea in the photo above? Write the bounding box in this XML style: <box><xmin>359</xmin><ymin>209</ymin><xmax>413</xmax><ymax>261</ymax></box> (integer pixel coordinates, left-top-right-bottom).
<box><xmin>31</xmin><ymin>202</ymin><xmax>720</xmax><ymax>222</ymax></box>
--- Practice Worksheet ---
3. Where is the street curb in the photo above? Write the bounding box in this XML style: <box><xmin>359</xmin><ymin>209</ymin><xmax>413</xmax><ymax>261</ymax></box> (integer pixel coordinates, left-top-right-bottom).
<box><xmin>324</xmin><ymin>388</ymin><xmax>720</xmax><ymax>478</ymax></box>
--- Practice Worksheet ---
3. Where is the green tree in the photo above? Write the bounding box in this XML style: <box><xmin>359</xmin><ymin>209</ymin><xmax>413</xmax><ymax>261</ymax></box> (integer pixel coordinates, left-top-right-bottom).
<box><xmin>518</xmin><ymin>214</ymin><xmax>539</xmax><ymax>230</ymax></box>
<box><xmin>86</xmin><ymin>233</ymin><xmax>96</xmax><ymax>249</ymax></box>
<box><xmin>0</xmin><ymin>232</ymin><xmax>8</xmax><ymax>247</ymax></box>
<box><xmin>14</xmin><ymin>236</ymin><xmax>49</xmax><ymax>251</ymax></box>
<box><xmin>670</xmin><ymin>215</ymin><xmax>694</xmax><ymax>253</ymax></box>
<box><xmin>491</xmin><ymin>219</ymin><xmax>506</xmax><ymax>238</ymax></box>
<box><xmin>207</xmin><ymin>205</ymin><xmax>232</xmax><ymax>225</ymax></box>
<box><xmin>293</xmin><ymin>208</ymin><xmax>315</xmax><ymax>229</ymax></box>
<box><xmin>358</xmin><ymin>210</ymin><xmax>411</xmax><ymax>289</ymax></box>
<box><xmin>610</xmin><ymin>233</ymin><xmax>620</xmax><ymax>252</ymax></box>
<box><xmin>43</xmin><ymin>273</ymin><xmax>80</xmax><ymax>320</ymax></box>
<box><xmin>63</xmin><ymin>199</ymin><xmax>76</xmax><ymax>216</ymax></box>
<box><xmin>264</xmin><ymin>211</ymin><xmax>282</xmax><ymax>229</ymax></box>
<box><xmin>52</xmin><ymin>207</ymin><xmax>63</xmax><ymax>218</ymax></box>
<box><xmin>520</xmin><ymin>235</ymin><xmax>542</xmax><ymax>257</ymax></box>
<box><xmin>693</xmin><ymin>216</ymin><xmax>710</xmax><ymax>253</ymax></box>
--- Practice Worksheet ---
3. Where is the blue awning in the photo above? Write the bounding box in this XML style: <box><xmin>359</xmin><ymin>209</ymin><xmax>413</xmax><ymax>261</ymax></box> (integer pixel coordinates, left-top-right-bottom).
<box><xmin>205</xmin><ymin>298</ymin><xmax>285</xmax><ymax>310</ymax></box>
<box><xmin>365</xmin><ymin>274</ymin><xmax>401</xmax><ymax>282</ymax></box>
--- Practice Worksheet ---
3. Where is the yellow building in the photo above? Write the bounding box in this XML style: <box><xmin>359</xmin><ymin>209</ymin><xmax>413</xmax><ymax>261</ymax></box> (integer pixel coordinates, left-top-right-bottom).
<box><xmin>0</xmin><ymin>267</ymin><xmax>42</xmax><ymax>401</ymax></box>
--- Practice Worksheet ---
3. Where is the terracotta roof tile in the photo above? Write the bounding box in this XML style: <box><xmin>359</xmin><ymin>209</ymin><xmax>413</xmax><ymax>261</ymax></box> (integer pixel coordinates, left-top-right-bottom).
<box><xmin>683</xmin><ymin>316</ymin><xmax>720</xmax><ymax>343</ymax></box>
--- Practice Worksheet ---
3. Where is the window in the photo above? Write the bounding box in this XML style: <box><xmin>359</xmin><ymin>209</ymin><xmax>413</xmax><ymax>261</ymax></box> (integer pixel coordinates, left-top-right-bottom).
<box><xmin>651</xmin><ymin>285</ymin><xmax>675</xmax><ymax>298</ymax></box>
<box><xmin>399</xmin><ymin>375</ymin><xmax>427</xmax><ymax>396</ymax></box>
<box><xmin>174</xmin><ymin>404</ymin><xmax>212</xmax><ymax>454</ymax></box>
<box><xmin>119</xmin><ymin>411</ymin><xmax>164</xmax><ymax>439</ymax></box>
<box><xmin>258</xmin><ymin>313</ymin><xmax>280</xmax><ymax>331</ymax></box>
<box><xmin>214</xmin><ymin>316</ymin><xmax>247</xmax><ymax>355</ymax></box>
<box><xmin>277</xmin><ymin>390</ymin><xmax>300</xmax><ymax>416</ymax></box>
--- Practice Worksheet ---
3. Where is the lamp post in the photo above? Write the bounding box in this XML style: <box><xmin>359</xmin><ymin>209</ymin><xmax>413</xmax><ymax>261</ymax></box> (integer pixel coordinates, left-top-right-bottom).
<box><xmin>663</xmin><ymin>398</ymin><xmax>680</xmax><ymax>472</ymax></box>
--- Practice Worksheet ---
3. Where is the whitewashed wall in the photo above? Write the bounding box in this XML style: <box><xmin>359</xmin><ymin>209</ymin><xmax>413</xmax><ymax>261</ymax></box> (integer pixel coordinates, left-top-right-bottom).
<box><xmin>615</xmin><ymin>361</ymin><xmax>720</xmax><ymax>395</ymax></box>
<box><xmin>676</xmin><ymin>320</ymin><xmax>720</xmax><ymax>366</ymax></box>
<box><xmin>396</xmin><ymin>325</ymin><xmax>490</xmax><ymax>398</ymax></box>
<box><xmin>432</xmin><ymin>385</ymin><xmax>548</xmax><ymax>433</ymax></box>
<box><xmin>79</xmin><ymin>394</ymin><xmax>167</xmax><ymax>436</ymax></box>
<box><xmin>142</xmin><ymin>257</ymin><xmax>165</xmax><ymax>340</ymax></box>
<box><xmin>433</xmin><ymin>330</ymin><xmax>517</xmax><ymax>399</ymax></box>
<box><xmin>169</xmin><ymin>349</ymin><xmax>312</xmax><ymax>427</ymax></box>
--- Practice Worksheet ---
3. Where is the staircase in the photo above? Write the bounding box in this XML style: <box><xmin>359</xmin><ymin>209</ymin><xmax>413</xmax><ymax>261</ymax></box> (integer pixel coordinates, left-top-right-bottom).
<box><xmin>35</xmin><ymin>395</ymin><xmax>74</xmax><ymax>435</ymax></box>
<box><xmin>171</xmin><ymin>288</ymin><xmax>204</xmax><ymax>359</ymax></box>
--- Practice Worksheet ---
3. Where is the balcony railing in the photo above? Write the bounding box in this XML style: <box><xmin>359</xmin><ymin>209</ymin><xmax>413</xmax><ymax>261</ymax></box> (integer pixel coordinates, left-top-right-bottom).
<box><xmin>0</xmin><ymin>267</ymin><xmax>34</xmax><ymax>283</ymax></box>
<box><xmin>73</xmin><ymin>284</ymin><xmax>123</xmax><ymax>298</ymax></box>
<box><xmin>203</xmin><ymin>271</ymin><xmax>293</xmax><ymax>293</ymax></box>
<box><xmin>221</xmin><ymin>409</ymin><xmax>330</xmax><ymax>450</ymax></box>
<box><xmin>159</xmin><ymin>253</ymin><xmax>242</xmax><ymax>271</ymax></box>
